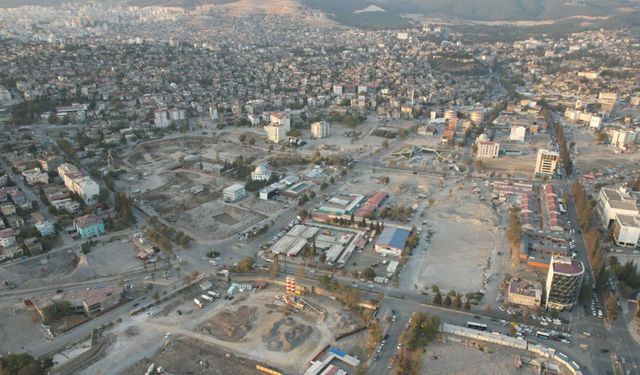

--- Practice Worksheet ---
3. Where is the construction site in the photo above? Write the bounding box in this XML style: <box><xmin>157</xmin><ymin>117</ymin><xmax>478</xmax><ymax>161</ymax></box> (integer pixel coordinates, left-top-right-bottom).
<box><xmin>119</xmin><ymin>133</ymin><xmax>281</xmax><ymax>241</ymax></box>
<box><xmin>67</xmin><ymin>277</ymin><xmax>364</xmax><ymax>375</ymax></box>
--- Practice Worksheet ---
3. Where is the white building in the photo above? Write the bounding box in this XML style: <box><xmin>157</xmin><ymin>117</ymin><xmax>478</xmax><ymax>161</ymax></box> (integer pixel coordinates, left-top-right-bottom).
<box><xmin>169</xmin><ymin>108</ymin><xmax>185</xmax><ymax>121</ymax></box>
<box><xmin>57</xmin><ymin>163</ymin><xmax>99</xmax><ymax>204</ymax></box>
<box><xmin>509</xmin><ymin>126</ymin><xmax>527</xmax><ymax>142</ymax></box>
<box><xmin>311</xmin><ymin>121</ymin><xmax>330</xmax><ymax>138</ymax></box>
<box><xmin>154</xmin><ymin>109</ymin><xmax>169</xmax><ymax>128</ymax></box>
<box><xmin>333</xmin><ymin>84</ymin><xmax>343</xmax><ymax>96</ymax></box>
<box><xmin>535</xmin><ymin>149</ymin><xmax>559</xmax><ymax>175</ymax></box>
<box><xmin>223</xmin><ymin>184</ymin><xmax>246</xmax><ymax>202</ymax></box>
<box><xmin>251</xmin><ymin>163</ymin><xmax>272</xmax><ymax>182</ymax></box>
<box><xmin>475</xmin><ymin>134</ymin><xmax>499</xmax><ymax>158</ymax></box>
<box><xmin>613</xmin><ymin>214</ymin><xmax>640</xmax><ymax>247</ymax></box>
<box><xmin>21</xmin><ymin>168</ymin><xmax>49</xmax><ymax>185</ymax></box>
<box><xmin>610</xmin><ymin>129</ymin><xmax>636</xmax><ymax>150</ymax></box>
<box><xmin>589</xmin><ymin>115</ymin><xmax>602</xmax><ymax>130</ymax></box>
<box><xmin>264</xmin><ymin>124</ymin><xmax>286</xmax><ymax>144</ymax></box>
<box><xmin>209</xmin><ymin>105</ymin><xmax>218</xmax><ymax>120</ymax></box>
<box><xmin>596</xmin><ymin>186</ymin><xmax>639</xmax><ymax>228</ymax></box>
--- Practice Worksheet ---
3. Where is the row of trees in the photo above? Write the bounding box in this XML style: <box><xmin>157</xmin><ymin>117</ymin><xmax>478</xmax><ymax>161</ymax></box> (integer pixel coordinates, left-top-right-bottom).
<box><xmin>506</xmin><ymin>209</ymin><xmax>522</xmax><ymax>250</ymax></box>
<box><xmin>396</xmin><ymin>312</ymin><xmax>441</xmax><ymax>374</ymax></box>
<box><xmin>548</xmin><ymin>107</ymin><xmax>573</xmax><ymax>176</ymax></box>
<box><xmin>146</xmin><ymin>216</ymin><xmax>192</xmax><ymax>250</ymax></box>
<box><xmin>114</xmin><ymin>192</ymin><xmax>135</xmax><ymax>223</ymax></box>
<box><xmin>432</xmin><ymin>290</ymin><xmax>471</xmax><ymax>310</ymax></box>
<box><xmin>318</xmin><ymin>275</ymin><xmax>361</xmax><ymax>309</ymax></box>
<box><xmin>572</xmin><ymin>181</ymin><xmax>606</xmax><ymax>283</ymax></box>
<box><xmin>609</xmin><ymin>256</ymin><xmax>640</xmax><ymax>297</ymax></box>
<box><xmin>0</xmin><ymin>353</ymin><xmax>53</xmax><ymax>375</ymax></box>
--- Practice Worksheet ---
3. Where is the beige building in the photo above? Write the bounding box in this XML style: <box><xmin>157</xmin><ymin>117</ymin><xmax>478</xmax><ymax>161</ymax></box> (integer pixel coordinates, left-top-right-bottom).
<box><xmin>598</xmin><ymin>92</ymin><xmax>618</xmax><ymax>113</ymax></box>
<box><xmin>264</xmin><ymin>124</ymin><xmax>286</xmax><ymax>144</ymax></box>
<box><xmin>311</xmin><ymin>121</ymin><xmax>330</xmax><ymax>138</ymax></box>
<box><xmin>507</xmin><ymin>279</ymin><xmax>542</xmax><ymax>309</ymax></box>
<box><xmin>469</xmin><ymin>110</ymin><xmax>484</xmax><ymax>125</ymax></box>
<box><xmin>535</xmin><ymin>149</ymin><xmax>559</xmax><ymax>175</ymax></box>
<box><xmin>610</xmin><ymin>129</ymin><xmax>636</xmax><ymax>150</ymax></box>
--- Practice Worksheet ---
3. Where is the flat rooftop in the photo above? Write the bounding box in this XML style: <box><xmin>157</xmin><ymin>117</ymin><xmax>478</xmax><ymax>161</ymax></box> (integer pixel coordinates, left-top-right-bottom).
<box><xmin>552</xmin><ymin>257</ymin><xmax>584</xmax><ymax>275</ymax></box>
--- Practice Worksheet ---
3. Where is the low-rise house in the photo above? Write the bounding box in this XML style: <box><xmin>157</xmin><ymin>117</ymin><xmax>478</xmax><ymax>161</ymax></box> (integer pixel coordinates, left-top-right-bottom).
<box><xmin>23</xmin><ymin>237</ymin><xmax>43</xmax><ymax>255</ymax></box>
<box><xmin>251</xmin><ymin>163</ymin><xmax>272</xmax><ymax>182</ymax></box>
<box><xmin>0</xmin><ymin>228</ymin><xmax>16</xmax><ymax>248</ymax></box>
<box><xmin>223</xmin><ymin>184</ymin><xmax>246</xmax><ymax>202</ymax></box>
<box><xmin>74</xmin><ymin>214</ymin><xmax>105</xmax><ymax>239</ymax></box>
<box><xmin>50</xmin><ymin>198</ymin><xmax>80</xmax><ymax>213</ymax></box>
<box><xmin>33</xmin><ymin>286</ymin><xmax>123</xmax><ymax>319</ymax></box>
<box><xmin>507</xmin><ymin>279</ymin><xmax>542</xmax><ymax>309</ymax></box>
<box><xmin>0</xmin><ymin>203</ymin><xmax>16</xmax><ymax>216</ymax></box>
<box><xmin>6</xmin><ymin>215</ymin><xmax>25</xmax><ymax>232</ymax></box>
<box><xmin>21</xmin><ymin>168</ymin><xmax>49</xmax><ymax>185</ymax></box>
<box><xmin>0</xmin><ymin>245</ymin><xmax>22</xmax><ymax>261</ymax></box>
<box><xmin>35</xmin><ymin>220</ymin><xmax>55</xmax><ymax>237</ymax></box>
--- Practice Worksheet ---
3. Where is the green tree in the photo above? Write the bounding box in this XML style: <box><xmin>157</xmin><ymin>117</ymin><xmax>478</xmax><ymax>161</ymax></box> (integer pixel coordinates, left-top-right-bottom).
<box><xmin>452</xmin><ymin>295</ymin><xmax>462</xmax><ymax>309</ymax></box>
<box><xmin>433</xmin><ymin>292</ymin><xmax>442</xmax><ymax>305</ymax></box>
<box><xmin>463</xmin><ymin>299</ymin><xmax>471</xmax><ymax>310</ymax></box>
<box><xmin>0</xmin><ymin>353</ymin><xmax>52</xmax><ymax>375</ymax></box>
<box><xmin>443</xmin><ymin>295</ymin><xmax>452</xmax><ymax>307</ymax></box>
<box><xmin>362</xmin><ymin>267</ymin><xmax>376</xmax><ymax>281</ymax></box>
<box><xmin>47</xmin><ymin>112</ymin><xmax>59</xmax><ymax>124</ymax></box>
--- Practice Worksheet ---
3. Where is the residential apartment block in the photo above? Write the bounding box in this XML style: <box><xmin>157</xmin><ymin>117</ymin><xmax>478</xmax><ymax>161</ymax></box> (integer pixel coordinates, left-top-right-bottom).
<box><xmin>311</xmin><ymin>121</ymin><xmax>330</xmax><ymax>138</ymax></box>
<box><xmin>57</xmin><ymin>163</ymin><xmax>99</xmax><ymax>204</ymax></box>
<box><xmin>74</xmin><ymin>214</ymin><xmax>105</xmax><ymax>238</ymax></box>
<box><xmin>535</xmin><ymin>149</ymin><xmax>559</xmax><ymax>175</ymax></box>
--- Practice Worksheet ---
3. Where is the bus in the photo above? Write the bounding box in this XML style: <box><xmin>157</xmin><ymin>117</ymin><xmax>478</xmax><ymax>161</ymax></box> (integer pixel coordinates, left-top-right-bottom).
<box><xmin>467</xmin><ymin>321</ymin><xmax>488</xmax><ymax>331</ymax></box>
<box><xmin>536</xmin><ymin>331</ymin><xmax>550</xmax><ymax>339</ymax></box>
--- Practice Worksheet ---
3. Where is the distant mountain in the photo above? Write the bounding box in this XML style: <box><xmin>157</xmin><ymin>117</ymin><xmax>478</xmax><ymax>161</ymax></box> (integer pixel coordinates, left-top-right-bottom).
<box><xmin>2</xmin><ymin>0</ymin><xmax>637</xmax><ymax>26</ymax></box>
<box><xmin>301</xmin><ymin>0</ymin><xmax>640</xmax><ymax>22</ymax></box>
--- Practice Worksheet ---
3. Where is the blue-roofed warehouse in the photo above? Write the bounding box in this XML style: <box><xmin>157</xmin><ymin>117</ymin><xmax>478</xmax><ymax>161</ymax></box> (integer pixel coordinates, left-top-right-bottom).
<box><xmin>375</xmin><ymin>226</ymin><xmax>411</xmax><ymax>257</ymax></box>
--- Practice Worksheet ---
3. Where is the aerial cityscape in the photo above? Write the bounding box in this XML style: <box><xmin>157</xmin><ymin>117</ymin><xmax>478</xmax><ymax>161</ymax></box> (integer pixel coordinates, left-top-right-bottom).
<box><xmin>0</xmin><ymin>0</ymin><xmax>639</xmax><ymax>374</ymax></box>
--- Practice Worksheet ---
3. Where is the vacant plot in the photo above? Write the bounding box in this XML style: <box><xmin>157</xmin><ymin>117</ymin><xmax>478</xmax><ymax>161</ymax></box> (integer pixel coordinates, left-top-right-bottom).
<box><xmin>175</xmin><ymin>199</ymin><xmax>268</xmax><ymax>240</ymax></box>
<box><xmin>408</xmin><ymin>180</ymin><xmax>499</xmax><ymax>294</ymax></box>
<box><xmin>200</xmin><ymin>305</ymin><xmax>258</xmax><ymax>341</ymax></box>
<box><xmin>422</xmin><ymin>340</ymin><xmax>538</xmax><ymax>375</ymax></box>
<box><xmin>263</xmin><ymin>317</ymin><xmax>313</xmax><ymax>352</ymax></box>
<box><xmin>0</xmin><ymin>303</ymin><xmax>44</xmax><ymax>354</ymax></box>
<box><xmin>122</xmin><ymin>336</ymin><xmax>266</xmax><ymax>375</ymax></box>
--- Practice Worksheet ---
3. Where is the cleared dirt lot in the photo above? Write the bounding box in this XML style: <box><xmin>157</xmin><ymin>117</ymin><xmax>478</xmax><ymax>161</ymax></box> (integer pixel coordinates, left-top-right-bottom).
<box><xmin>570</xmin><ymin>127</ymin><xmax>640</xmax><ymax>173</ymax></box>
<box><xmin>422</xmin><ymin>339</ymin><xmax>539</xmax><ymax>375</ymax></box>
<box><xmin>122</xmin><ymin>336</ymin><xmax>266</xmax><ymax>375</ymax></box>
<box><xmin>81</xmin><ymin>290</ymin><xmax>363</xmax><ymax>375</ymax></box>
<box><xmin>0</xmin><ymin>303</ymin><xmax>44</xmax><ymax>355</ymax></box>
<box><xmin>415</xmin><ymin>181</ymin><xmax>499</xmax><ymax>294</ymax></box>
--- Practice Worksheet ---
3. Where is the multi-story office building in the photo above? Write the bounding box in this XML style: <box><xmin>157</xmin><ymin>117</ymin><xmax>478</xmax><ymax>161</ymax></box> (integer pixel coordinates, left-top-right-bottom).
<box><xmin>545</xmin><ymin>255</ymin><xmax>584</xmax><ymax>310</ymax></box>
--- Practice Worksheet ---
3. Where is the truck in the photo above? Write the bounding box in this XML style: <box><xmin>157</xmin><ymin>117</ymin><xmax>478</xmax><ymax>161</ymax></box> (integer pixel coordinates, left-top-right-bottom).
<box><xmin>207</xmin><ymin>291</ymin><xmax>221</xmax><ymax>298</ymax></box>
<box><xmin>193</xmin><ymin>298</ymin><xmax>203</xmax><ymax>308</ymax></box>
<box><xmin>201</xmin><ymin>294</ymin><xmax>213</xmax><ymax>302</ymax></box>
